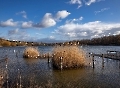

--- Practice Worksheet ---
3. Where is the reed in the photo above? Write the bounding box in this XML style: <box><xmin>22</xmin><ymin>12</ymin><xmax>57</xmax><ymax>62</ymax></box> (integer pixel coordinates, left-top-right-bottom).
<box><xmin>23</xmin><ymin>47</ymin><xmax>40</xmax><ymax>59</ymax></box>
<box><xmin>52</xmin><ymin>45</ymin><xmax>86</xmax><ymax>69</ymax></box>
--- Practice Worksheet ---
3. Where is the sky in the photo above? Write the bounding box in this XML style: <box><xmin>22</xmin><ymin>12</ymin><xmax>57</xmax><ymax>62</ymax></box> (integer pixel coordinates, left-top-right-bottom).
<box><xmin>0</xmin><ymin>0</ymin><xmax>120</xmax><ymax>42</ymax></box>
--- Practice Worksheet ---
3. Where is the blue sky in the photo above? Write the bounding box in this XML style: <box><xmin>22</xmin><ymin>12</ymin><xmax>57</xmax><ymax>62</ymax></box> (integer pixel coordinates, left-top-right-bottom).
<box><xmin>0</xmin><ymin>0</ymin><xmax>120</xmax><ymax>42</ymax></box>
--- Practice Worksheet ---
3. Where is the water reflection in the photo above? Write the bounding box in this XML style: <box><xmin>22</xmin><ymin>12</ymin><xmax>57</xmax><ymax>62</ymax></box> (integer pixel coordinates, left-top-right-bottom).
<box><xmin>24</xmin><ymin>58</ymin><xmax>40</xmax><ymax>65</ymax></box>
<box><xmin>52</xmin><ymin>68</ymin><xmax>88</xmax><ymax>87</ymax></box>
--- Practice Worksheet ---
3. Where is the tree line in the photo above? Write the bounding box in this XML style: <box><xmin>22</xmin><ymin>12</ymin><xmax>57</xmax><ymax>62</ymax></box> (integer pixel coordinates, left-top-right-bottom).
<box><xmin>0</xmin><ymin>34</ymin><xmax>120</xmax><ymax>47</ymax></box>
<box><xmin>78</xmin><ymin>34</ymin><xmax>120</xmax><ymax>45</ymax></box>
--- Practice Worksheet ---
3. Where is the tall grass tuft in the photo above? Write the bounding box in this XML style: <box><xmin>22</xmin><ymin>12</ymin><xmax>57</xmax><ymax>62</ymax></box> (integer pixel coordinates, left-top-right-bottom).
<box><xmin>52</xmin><ymin>45</ymin><xmax>86</xmax><ymax>69</ymax></box>
<box><xmin>23</xmin><ymin>47</ymin><xmax>40</xmax><ymax>59</ymax></box>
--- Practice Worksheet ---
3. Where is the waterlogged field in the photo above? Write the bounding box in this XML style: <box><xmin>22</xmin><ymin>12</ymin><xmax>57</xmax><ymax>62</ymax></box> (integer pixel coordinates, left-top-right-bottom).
<box><xmin>0</xmin><ymin>46</ymin><xmax>120</xmax><ymax>88</ymax></box>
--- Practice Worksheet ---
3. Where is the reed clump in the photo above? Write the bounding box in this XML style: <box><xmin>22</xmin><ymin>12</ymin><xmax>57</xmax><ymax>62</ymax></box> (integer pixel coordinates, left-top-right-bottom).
<box><xmin>52</xmin><ymin>45</ymin><xmax>86</xmax><ymax>69</ymax></box>
<box><xmin>23</xmin><ymin>47</ymin><xmax>40</xmax><ymax>59</ymax></box>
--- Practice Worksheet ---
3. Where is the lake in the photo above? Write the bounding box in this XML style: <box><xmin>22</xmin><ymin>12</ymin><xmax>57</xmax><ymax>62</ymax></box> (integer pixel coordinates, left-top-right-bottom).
<box><xmin>0</xmin><ymin>46</ymin><xmax>120</xmax><ymax>88</ymax></box>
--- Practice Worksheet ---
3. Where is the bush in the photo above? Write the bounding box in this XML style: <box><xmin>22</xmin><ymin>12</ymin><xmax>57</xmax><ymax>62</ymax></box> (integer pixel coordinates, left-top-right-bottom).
<box><xmin>23</xmin><ymin>47</ymin><xmax>40</xmax><ymax>59</ymax></box>
<box><xmin>52</xmin><ymin>45</ymin><xmax>86</xmax><ymax>69</ymax></box>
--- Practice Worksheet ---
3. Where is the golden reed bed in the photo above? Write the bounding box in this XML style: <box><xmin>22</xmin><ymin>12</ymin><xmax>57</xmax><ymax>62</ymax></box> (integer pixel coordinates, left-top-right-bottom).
<box><xmin>52</xmin><ymin>45</ymin><xmax>86</xmax><ymax>69</ymax></box>
<box><xmin>23</xmin><ymin>47</ymin><xmax>40</xmax><ymax>58</ymax></box>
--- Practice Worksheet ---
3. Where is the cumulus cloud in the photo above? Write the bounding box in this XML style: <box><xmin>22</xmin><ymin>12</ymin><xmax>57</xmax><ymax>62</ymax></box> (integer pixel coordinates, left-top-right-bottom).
<box><xmin>54</xmin><ymin>20</ymin><xmax>120</xmax><ymax>39</ymax></box>
<box><xmin>0</xmin><ymin>10</ymin><xmax>70</xmax><ymax>29</ymax></box>
<box><xmin>95</xmin><ymin>8</ymin><xmax>110</xmax><ymax>15</ymax></box>
<box><xmin>41</xmin><ymin>13</ymin><xmax>56</xmax><ymax>27</ymax></box>
<box><xmin>21</xmin><ymin>13</ymin><xmax>56</xmax><ymax>29</ymax></box>
<box><xmin>21</xmin><ymin>21</ymin><xmax>33</xmax><ymax>28</ymax></box>
<box><xmin>55</xmin><ymin>10</ymin><xmax>71</xmax><ymax>20</ymax></box>
<box><xmin>0</xmin><ymin>19</ymin><xmax>18</xmax><ymax>27</ymax></box>
<box><xmin>69</xmin><ymin>0</ymin><xmax>82</xmax><ymax>9</ymax></box>
<box><xmin>33</xmin><ymin>13</ymin><xmax>56</xmax><ymax>28</ymax></box>
<box><xmin>16</xmin><ymin>11</ymin><xmax>27</xmax><ymax>19</ymax></box>
<box><xmin>33</xmin><ymin>10</ymin><xmax>70</xmax><ymax>28</ymax></box>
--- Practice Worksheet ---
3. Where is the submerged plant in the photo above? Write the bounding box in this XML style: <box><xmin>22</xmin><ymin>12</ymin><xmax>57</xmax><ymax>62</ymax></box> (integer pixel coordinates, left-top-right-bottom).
<box><xmin>23</xmin><ymin>47</ymin><xmax>40</xmax><ymax>59</ymax></box>
<box><xmin>52</xmin><ymin>45</ymin><xmax>86</xmax><ymax>69</ymax></box>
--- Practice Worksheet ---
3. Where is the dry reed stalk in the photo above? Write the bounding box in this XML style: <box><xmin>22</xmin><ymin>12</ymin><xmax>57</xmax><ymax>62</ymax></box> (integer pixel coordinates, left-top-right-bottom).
<box><xmin>52</xmin><ymin>45</ymin><xmax>86</xmax><ymax>69</ymax></box>
<box><xmin>23</xmin><ymin>47</ymin><xmax>40</xmax><ymax>59</ymax></box>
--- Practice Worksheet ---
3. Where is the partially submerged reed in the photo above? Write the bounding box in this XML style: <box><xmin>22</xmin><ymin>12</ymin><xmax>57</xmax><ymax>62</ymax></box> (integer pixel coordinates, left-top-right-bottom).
<box><xmin>52</xmin><ymin>45</ymin><xmax>86</xmax><ymax>69</ymax></box>
<box><xmin>23</xmin><ymin>47</ymin><xmax>40</xmax><ymax>59</ymax></box>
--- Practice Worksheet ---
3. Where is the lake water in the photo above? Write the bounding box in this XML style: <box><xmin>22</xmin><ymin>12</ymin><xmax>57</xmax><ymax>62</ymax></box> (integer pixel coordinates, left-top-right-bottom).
<box><xmin>0</xmin><ymin>46</ymin><xmax>120</xmax><ymax>88</ymax></box>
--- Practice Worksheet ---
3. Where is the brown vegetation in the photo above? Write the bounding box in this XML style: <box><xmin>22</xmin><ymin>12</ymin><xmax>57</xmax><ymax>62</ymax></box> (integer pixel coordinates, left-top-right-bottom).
<box><xmin>11</xmin><ymin>42</ymin><xmax>16</xmax><ymax>46</ymax></box>
<box><xmin>1</xmin><ymin>41</ymin><xmax>11</xmax><ymax>46</ymax></box>
<box><xmin>23</xmin><ymin>47</ymin><xmax>40</xmax><ymax>59</ymax></box>
<box><xmin>52</xmin><ymin>45</ymin><xmax>86</xmax><ymax>69</ymax></box>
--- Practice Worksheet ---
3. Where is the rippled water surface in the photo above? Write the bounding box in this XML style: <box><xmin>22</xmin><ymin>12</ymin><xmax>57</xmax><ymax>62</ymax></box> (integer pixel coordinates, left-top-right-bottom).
<box><xmin>0</xmin><ymin>46</ymin><xmax>120</xmax><ymax>88</ymax></box>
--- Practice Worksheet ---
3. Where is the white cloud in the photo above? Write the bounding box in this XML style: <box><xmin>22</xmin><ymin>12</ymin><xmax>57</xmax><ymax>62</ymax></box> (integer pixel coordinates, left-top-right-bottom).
<box><xmin>0</xmin><ymin>10</ymin><xmax>70</xmax><ymax>29</ymax></box>
<box><xmin>16</xmin><ymin>11</ymin><xmax>27</xmax><ymax>19</ymax></box>
<box><xmin>66</xmin><ymin>16</ymin><xmax>83</xmax><ymax>23</ymax></box>
<box><xmin>55</xmin><ymin>10</ymin><xmax>71</xmax><ymax>20</ymax></box>
<box><xmin>79</xmin><ymin>16</ymin><xmax>83</xmax><ymax>20</ymax></box>
<box><xmin>33</xmin><ymin>13</ymin><xmax>56</xmax><ymax>28</ymax></box>
<box><xmin>114</xmin><ymin>31</ymin><xmax>120</xmax><ymax>35</ymax></box>
<box><xmin>85</xmin><ymin>0</ymin><xmax>96</xmax><ymax>6</ymax></box>
<box><xmin>80</xmin><ymin>32</ymin><xmax>88</xmax><ymax>36</ymax></box>
<box><xmin>84</xmin><ymin>0</ymin><xmax>104</xmax><ymax>6</ymax></box>
<box><xmin>54</xmin><ymin>20</ymin><xmax>120</xmax><ymax>39</ymax></box>
<box><xmin>33</xmin><ymin>10</ymin><xmax>70</xmax><ymax>28</ymax></box>
<box><xmin>69</xmin><ymin>0</ymin><xmax>82</xmax><ymax>9</ymax></box>
<box><xmin>21</xmin><ymin>21</ymin><xmax>33</xmax><ymax>28</ymax></box>
<box><xmin>0</xmin><ymin>19</ymin><xmax>18</xmax><ymax>27</ymax></box>
<box><xmin>68</xmin><ymin>0</ymin><xmax>104</xmax><ymax>8</ymax></box>
<box><xmin>95</xmin><ymin>8</ymin><xmax>110</xmax><ymax>15</ymax></box>
<box><xmin>41</xmin><ymin>13</ymin><xmax>56</xmax><ymax>27</ymax></box>
<box><xmin>49</xmin><ymin>36</ymin><xmax>55</xmax><ymax>39</ymax></box>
